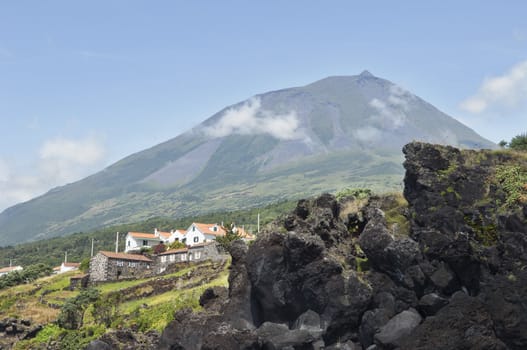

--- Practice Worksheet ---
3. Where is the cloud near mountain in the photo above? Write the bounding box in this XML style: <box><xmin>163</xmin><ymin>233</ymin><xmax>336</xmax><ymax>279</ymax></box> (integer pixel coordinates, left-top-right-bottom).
<box><xmin>461</xmin><ymin>59</ymin><xmax>527</xmax><ymax>113</ymax></box>
<box><xmin>353</xmin><ymin>85</ymin><xmax>412</xmax><ymax>142</ymax></box>
<box><xmin>0</xmin><ymin>136</ymin><xmax>106</xmax><ymax>212</ymax></box>
<box><xmin>203</xmin><ymin>97</ymin><xmax>303</xmax><ymax>140</ymax></box>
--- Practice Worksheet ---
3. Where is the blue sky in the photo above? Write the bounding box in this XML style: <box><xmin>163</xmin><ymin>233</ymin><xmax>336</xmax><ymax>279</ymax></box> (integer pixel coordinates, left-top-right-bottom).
<box><xmin>1</xmin><ymin>1</ymin><xmax>526</xmax><ymax>211</ymax></box>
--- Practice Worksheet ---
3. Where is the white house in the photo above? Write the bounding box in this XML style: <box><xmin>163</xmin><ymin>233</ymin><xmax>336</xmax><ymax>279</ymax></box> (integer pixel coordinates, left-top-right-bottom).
<box><xmin>184</xmin><ymin>223</ymin><xmax>226</xmax><ymax>245</ymax></box>
<box><xmin>125</xmin><ymin>229</ymin><xmax>169</xmax><ymax>252</ymax></box>
<box><xmin>53</xmin><ymin>262</ymin><xmax>80</xmax><ymax>274</ymax></box>
<box><xmin>166</xmin><ymin>229</ymin><xmax>186</xmax><ymax>244</ymax></box>
<box><xmin>0</xmin><ymin>265</ymin><xmax>23</xmax><ymax>277</ymax></box>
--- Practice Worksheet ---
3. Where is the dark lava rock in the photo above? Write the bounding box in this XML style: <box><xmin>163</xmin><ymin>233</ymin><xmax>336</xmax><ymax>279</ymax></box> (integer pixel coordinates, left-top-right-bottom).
<box><xmin>373</xmin><ymin>308</ymin><xmax>421</xmax><ymax>349</ymax></box>
<box><xmin>153</xmin><ymin>142</ymin><xmax>527</xmax><ymax>350</ymax></box>
<box><xmin>85</xmin><ymin>340</ymin><xmax>113</xmax><ymax>350</ymax></box>
<box><xmin>418</xmin><ymin>293</ymin><xmax>449</xmax><ymax>316</ymax></box>
<box><xmin>398</xmin><ymin>291</ymin><xmax>507</xmax><ymax>350</ymax></box>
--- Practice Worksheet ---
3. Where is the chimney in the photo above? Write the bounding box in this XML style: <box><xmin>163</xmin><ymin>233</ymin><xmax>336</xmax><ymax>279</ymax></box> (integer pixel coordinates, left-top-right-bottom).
<box><xmin>115</xmin><ymin>232</ymin><xmax>119</xmax><ymax>253</ymax></box>
<box><xmin>155</xmin><ymin>228</ymin><xmax>159</xmax><ymax>237</ymax></box>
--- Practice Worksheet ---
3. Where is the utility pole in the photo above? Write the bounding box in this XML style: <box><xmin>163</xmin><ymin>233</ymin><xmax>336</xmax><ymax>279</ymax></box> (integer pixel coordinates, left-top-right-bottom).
<box><xmin>65</xmin><ymin>251</ymin><xmax>68</xmax><ymax>263</ymax></box>
<box><xmin>257</xmin><ymin>213</ymin><xmax>260</xmax><ymax>234</ymax></box>
<box><xmin>115</xmin><ymin>232</ymin><xmax>119</xmax><ymax>253</ymax></box>
<box><xmin>91</xmin><ymin>238</ymin><xmax>95</xmax><ymax>257</ymax></box>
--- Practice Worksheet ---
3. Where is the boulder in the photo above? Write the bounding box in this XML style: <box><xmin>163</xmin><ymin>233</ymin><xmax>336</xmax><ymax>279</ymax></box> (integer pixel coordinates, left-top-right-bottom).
<box><xmin>398</xmin><ymin>292</ymin><xmax>507</xmax><ymax>350</ymax></box>
<box><xmin>418</xmin><ymin>293</ymin><xmax>449</xmax><ymax>316</ymax></box>
<box><xmin>429</xmin><ymin>263</ymin><xmax>459</xmax><ymax>295</ymax></box>
<box><xmin>374</xmin><ymin>308</ymin><xmax>422</xmax><ymax>349</ymax></box>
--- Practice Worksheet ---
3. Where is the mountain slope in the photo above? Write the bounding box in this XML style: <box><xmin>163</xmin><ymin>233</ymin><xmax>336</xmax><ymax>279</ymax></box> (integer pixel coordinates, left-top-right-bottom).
<box><xmin>0</xmin><ymin>71</ymin><xmax>495</xmax><ymax>245</ymax></box>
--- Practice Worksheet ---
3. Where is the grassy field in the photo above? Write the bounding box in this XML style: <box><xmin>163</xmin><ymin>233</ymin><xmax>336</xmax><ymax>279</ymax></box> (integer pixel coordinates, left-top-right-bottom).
<box><xmin>1</xmin><ymin>258</ymin><xmax>229</xmax><ymax>350</ymax></box>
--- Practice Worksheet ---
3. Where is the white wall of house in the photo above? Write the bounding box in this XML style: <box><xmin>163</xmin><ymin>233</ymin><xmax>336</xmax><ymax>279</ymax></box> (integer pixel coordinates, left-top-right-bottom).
<box><xmin>167</xmin><ymin>230</ymin><xmax>185</xmax><ymax>243</ymax></box>
<box><xmin>185</xmin><ymin>224</ymin><xmax>206</xmax><ymax>245</ymax></box>
<box><xmin>0</xmin><ymin>266</ymin><xmax>23</xmax><ymax>277</ymax></box>
<box><xmin>125</xmin><ymin>234</ymin><xmax>162</xmax><ymax>252</ymax></box>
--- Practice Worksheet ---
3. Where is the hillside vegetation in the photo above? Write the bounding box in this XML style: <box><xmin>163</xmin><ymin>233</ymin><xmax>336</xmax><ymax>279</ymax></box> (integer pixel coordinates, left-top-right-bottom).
<box><xmin>1</xmin><ymin>259</ymin><xmax>229</xmax><ymax>350</ymax></box>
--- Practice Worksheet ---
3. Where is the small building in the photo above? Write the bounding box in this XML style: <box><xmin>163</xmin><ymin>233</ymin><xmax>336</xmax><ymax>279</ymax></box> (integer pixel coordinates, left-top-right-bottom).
<box><xmin>232</xmin><ymin>226</ymin><xmax>256</xmax><ymax>241</ymax></box>
<box><xmin>156</xmin><ymin>247</ymin><xmax>189</xmax><ymax>273</ymax></box>
<box><xmin>69</xmin><ymin>274</ymin><xmax>90</xmax><ymax>290</ymax></box>
<box><xmin>185</xmin><ymin>223</ymin><xmax>226</xmax><ymax>245</ymax></box>
<box><xmin>155</xmin><ymin>242</ymin><xmax>223</xmax><ymax>273</ymax></box>
<box><xmin>124</xmin><ymin>228</ymin><xmax>190</xmax><ymax>252</ymax></box>
<box><xmin>53</xmin><ymin>262</ymin><xmax>80</xmax><ymax>274</ymax></box>
<box><xmin>89</xmin><ymin>251</ymin><xmax>153</xmax><ymax>282</ymax></box>
<box><xmin>166</xmin><ymin>229</ymin><xmax>186</xmax><ymax>244</ymax></box>
<box><xmin>0</xmin><ymin>265</ymin><xmax>23</xmax><ymax>277</ymax></box>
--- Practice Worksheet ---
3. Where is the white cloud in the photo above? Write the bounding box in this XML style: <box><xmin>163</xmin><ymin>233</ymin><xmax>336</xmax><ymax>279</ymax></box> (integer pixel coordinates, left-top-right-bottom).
<box><xmin>460</xmin><ymin>60</ymin><xmax>527</xmax><ymax>113</ymax></box>
<box><xmin>0</xmin><ymin>137</ymin><xmax>106</xmax><ymax>212</ymax></box>
<box><xmin>369</xmin><ymin>85</ymin><xmax>411</xmax><ymax>129</ymax></box>
<box><xmin>354</xmin><ymin>84</ymin><xmax>412</xmax><ymax>141</ymax></box>
<box><xmin>203</xmin><ymin>97</ymin><xmax>303</xmax><ymax>140</ymax></box>
<box><xmin>353</xmin><ymin>126</ymin><xmax>382</xmax><ymax>142</ymax></box>
<box><xmin>39</xmin><ymin>137</ymin><xmax>106</xmax><ymax>183</ymax></box>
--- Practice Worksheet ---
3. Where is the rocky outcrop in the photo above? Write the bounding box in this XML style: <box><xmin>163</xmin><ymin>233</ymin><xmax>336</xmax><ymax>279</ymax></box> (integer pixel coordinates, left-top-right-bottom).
<box><xmin>155</xmin><ymin>142</ymin><xmax>527</xmax><ymax>349</ymax></box>
<box><xmin>0</xmin><ymin>318</ymin><xmax>43</xmax><ymax>349</ymax></box>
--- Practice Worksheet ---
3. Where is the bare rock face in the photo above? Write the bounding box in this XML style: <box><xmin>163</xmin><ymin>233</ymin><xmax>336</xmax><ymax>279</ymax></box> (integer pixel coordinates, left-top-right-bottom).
<box><xmin>0</xmin><ymin>318</ymin><xmax>43</xmax><ymax>349</ymax></box>
<box><xmin>156</xmin><ymin>142</ymin><xmax>527</xmax><ymax>350</ymax></box>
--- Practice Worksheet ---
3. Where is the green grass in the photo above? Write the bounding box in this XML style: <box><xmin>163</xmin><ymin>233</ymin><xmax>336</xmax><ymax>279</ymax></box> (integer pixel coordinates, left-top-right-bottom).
<box><xmin>95</xmin><ymin>264</ymin><xmax>200</xmax><ymax>294</ymax></box>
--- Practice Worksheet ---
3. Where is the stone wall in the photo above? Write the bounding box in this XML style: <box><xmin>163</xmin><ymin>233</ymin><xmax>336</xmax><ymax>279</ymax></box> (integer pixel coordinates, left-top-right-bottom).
<box><xmin>105</xmin><ymin>259</ymin><xmax>153</xmax><ymax>281</ymax></box>
<box><xmin>89</xmin><ymin>254</ymin><xmax>109</xmax><ymax>282</ymax></box>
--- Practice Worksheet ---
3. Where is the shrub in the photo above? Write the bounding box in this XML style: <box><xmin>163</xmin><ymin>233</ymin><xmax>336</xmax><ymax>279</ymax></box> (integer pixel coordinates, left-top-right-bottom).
<box><xmin>57</xmin><ymin>288</ymin><xmax>99</xmax><ymax>329</ymax></box>
<box><xmin>153</xmin><ymin>243</ymin><xmax>167</xmax><ymax>254</ymax></box>
<box><xmin>509</xmin><ymin>133</ymin><xmax>527</xmax><ymax>151</ymax></box>
<box><xmin>495</xmin><ymin>165</ymin><xmax>527</xmax><ymax>206</ymax></box>
<box><xmin>336</xmin><ymin>188</ymin><xmax>372</xmax><ymax>201</ymax></box>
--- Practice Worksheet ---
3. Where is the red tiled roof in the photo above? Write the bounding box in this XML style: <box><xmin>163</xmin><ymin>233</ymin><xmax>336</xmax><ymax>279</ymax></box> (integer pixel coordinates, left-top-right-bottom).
<box><xmin>159</xmin><ymin>231</ymin><xmax>171</xmax><ymax>239</ymax></box>
<box><xmin>128</xmin><ymin>232</ymin><xmax>161</xmax><ymax>240</ymax></box>
<box><xmin>192</xmin><ymin>223</ymin><xmax>226</xmax><ymax>236</ymax></box>
<box><xmin>234</xmin><ymin>227</ymin><xmax>256</xmax><ymax>240</ymax></box>
<box><xmin>99</xmin><ymin>251</ymin><xmax>153</xmax><ymax>262</ymax></box>
<box><xmin>63</xmin><ymin>262</ymin><xmax>80</xmax><ymax>268</ymax></box>
<box><xmin>158</xmin><ymin>248</ymin><xmax>189</xmax><ymax>255</ymax></box>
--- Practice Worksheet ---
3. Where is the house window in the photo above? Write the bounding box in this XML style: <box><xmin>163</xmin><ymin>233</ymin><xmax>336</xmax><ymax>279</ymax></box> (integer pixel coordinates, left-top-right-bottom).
<box><xmin>129</xmin><ymin>261</ymin><xmax>137</xmax><ymax>267</ymax></box>
<box><xmin>182</xmin><ymin>238</ymin><xmax>186</xmax><ymax>244</ymax></box>
<box><xmin>192</xmin><ymin>226</ymin><xmax>195</xmax><ymax>231</ymax></box>
<box><xmin>195</xmin><ymin>251</ymin><xmax>201</xmax><ymax>259</ymax></box>
<box><xmin>116</xmin><ymin>260</ymin><xmax>124</xmax><ymax>267</ymax></box>
<box><xmin>169</xmin><ymin>254</ymin><xmax>175</xmax><ymax>262</ymax></box>
<box><xmin>161</xmin><ymin>256</ymin><xmax>167</xmax><ymax>263</ymax></box>
<box><xmin>213</xmin><ymin>226</ymin><xmax>217</xmax><ymax>232</ymax></box>
<box><xmin>127</xmin><ymin>241</ymin><xmax>130</xmax><ymax>247</ymax></box>
<box><xmin>193</xmin><ymin>236</ymin><xmax>199</xmax><ymax>243</ymax></box>
<box><xmin>143</xmin><ymin>240</ymin><xmax>148</xmax><ymax>246</ymax></box>
<box><xmin>181</xmin><ymin>253</ymin><xmax>187</xmax><ymax>261</ymax></box>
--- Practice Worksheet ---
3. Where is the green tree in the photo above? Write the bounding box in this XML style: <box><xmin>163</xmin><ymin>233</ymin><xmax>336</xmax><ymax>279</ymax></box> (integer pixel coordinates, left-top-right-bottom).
<box><xmin>498</xmin><ymin>140</ymin><xmax>508</xmax><ymax>148</ymax></box>
<box><xmin>509</xmin><ymin>133</ymin><xmax>527</xmax><ymax>151</ymax></box>
<box><xmin>167</xmin><ymin>241</ymin><xmax>187</xmax><ymax>250</ymax></box>
<box><xmin>79</xmin><ymin>257</ymin><xmax>90</xmax><ymax>272</ymax></box>
<box><xmin>58</xmin><ymin>288</ymin><xmax>99</xmax><ymax>329</ymax></box>
<box><xmin>92</xmin><ymin>293</ymin><xmax>121</xmax><ymax>327</ymax></box>
<box><xmin>215</xmin><ymin>223</ymin><xmax>241</xmax><ymax>250</ymax></box>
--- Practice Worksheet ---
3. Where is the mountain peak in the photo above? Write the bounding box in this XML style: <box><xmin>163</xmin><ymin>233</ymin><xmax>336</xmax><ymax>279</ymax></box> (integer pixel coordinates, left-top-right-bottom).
<box><xmin>359</xmin><ymin>70</ymin><xmax>374</xmax><ymax>78</ymax></box>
